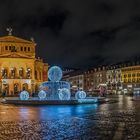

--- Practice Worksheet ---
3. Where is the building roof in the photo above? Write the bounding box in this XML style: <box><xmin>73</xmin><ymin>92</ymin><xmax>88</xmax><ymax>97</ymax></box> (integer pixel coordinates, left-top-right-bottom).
<box><xmin>63</xmin><ymin>70</ymin><xmax>85</xmax><ymax>78</ymax></box>
<box><xmin>0</xmin><ymin>35</ymin><xmax>34</xmax><ymax>44</ymax></box>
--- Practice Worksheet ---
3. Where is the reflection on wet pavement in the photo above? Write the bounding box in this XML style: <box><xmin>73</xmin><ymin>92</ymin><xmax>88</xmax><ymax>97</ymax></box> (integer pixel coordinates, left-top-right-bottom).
<box><xmin>0</xmin><ymin>95</ymin><xmax>140</xmax><ymax>139</ymax></box>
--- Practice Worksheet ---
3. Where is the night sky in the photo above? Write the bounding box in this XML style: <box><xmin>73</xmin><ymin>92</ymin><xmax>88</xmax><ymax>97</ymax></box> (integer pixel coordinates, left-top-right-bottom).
<box><xmin>0</xmin><ymin>0</ymin><xmax>140</xmax><ymax>69</ymax></box>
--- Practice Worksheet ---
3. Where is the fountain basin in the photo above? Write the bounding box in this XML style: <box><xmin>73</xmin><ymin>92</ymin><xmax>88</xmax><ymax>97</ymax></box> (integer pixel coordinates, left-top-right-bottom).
<box><xmin>1</xmin><ymin>97</ymin><xmax>106</xmax><ymax>105</ymax></box>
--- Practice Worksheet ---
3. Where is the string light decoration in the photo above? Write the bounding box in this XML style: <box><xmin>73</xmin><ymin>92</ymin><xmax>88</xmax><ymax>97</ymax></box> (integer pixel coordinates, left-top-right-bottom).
<box><xmin>38</xmin><ymin>90</ymin><xmax>47</xmax><ymax>100</ymax></box>
<box><xmin>20</xmin><ymin>91</ymin><xmax>29</xmax><ymax>100</ymax></box>
<box><xmin>58</xmin><ymin>88</ymin><xmax>71</xmax><ymax>100</ymax></box>
<box><xmin>40</xmin><ymin>66</ymin><xmax>71</xmax><ymax>100</ymax></box>
<box><xmin>75</xmin><ymin>91</ymin><xmax>86</xmax><ymax>99</ymax></box>
<box><xmin>48</xmin><ymin>66</ymin><xmax>62</xmax><ymax>82</ymax></box>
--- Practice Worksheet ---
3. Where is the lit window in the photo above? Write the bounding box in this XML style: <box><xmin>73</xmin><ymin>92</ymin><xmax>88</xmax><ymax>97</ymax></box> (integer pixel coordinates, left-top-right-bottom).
<box><xmin>10</xmin><ymin>68</ymin><xmax>16</xmax><ymax>78</ymax></box>
<box><xmin>19</xmin><ymin>68</ymin><xmax>23</xmax><ymax>78</ymax></box>
<box><xmin>26</xmin><ymin>68</ymin><xmax>31</xmax><ymax>78</ymax></box>
<box><xmin>1</xmin><ymin>68</ymin><xmax>8</xmax><ymax>78</ymax></box>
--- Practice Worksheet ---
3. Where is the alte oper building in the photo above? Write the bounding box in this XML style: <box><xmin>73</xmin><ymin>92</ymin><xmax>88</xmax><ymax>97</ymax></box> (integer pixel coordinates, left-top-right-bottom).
<box><xmin>0</xmin><ymin>30</ymin><xmax>48</xmax><ymax>96</ymax></box>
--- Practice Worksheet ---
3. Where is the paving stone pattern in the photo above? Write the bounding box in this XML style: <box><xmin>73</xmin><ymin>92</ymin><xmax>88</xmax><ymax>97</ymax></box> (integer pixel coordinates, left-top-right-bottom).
<box><xmin>0</xmin><ymin>110</ymin><xmax>139</xmax><ymax>140</ymax></box>
<box><xmin>0</xmin><ymin>95</ymin><xmax>140</xmax><ymax>140</ymax></box>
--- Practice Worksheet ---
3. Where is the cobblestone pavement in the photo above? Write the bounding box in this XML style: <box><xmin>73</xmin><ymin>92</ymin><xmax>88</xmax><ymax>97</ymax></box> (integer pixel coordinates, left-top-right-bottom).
<box><xmin>0</xmin><ymin>95</ymin><xmax>140</xmax><ymax>140</ymax></box>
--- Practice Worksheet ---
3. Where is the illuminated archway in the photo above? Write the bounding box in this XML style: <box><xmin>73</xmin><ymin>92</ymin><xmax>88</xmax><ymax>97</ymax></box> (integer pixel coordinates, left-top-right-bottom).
<box><xmin>3</xmin><ymin>84</ymin><xmax>9</xmax><ymax>95</ymax></box>
<box><xmin>14</xmin><ymin>83</ymin><xmax>19</xmax><ymax>95</ymax></box>
<box><xmin>23</xmin><ymin>83</ymin><xmax>28</xmax><ymax>91</ymax></box>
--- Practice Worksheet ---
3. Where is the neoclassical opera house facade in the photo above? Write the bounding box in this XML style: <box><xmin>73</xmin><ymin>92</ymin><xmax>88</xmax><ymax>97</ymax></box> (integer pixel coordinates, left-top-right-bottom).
<box><xmin>0</xmin><ymin>30</ymin><xmax>48</xmax><ymax>96</ymax></box>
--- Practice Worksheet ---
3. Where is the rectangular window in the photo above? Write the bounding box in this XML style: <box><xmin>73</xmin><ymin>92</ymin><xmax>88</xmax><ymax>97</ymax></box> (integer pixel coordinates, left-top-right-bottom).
<box><xmin>21</xmin><ymin>47</ymin><xmax>23</xmax><ymax>51</ymax></box>
<box><xmin>28</xmin><ymin>47</ymin><xmax>30</xmax><ymax>51</ymax></box>
<box><xmin>24</xmin><ymin>47</ymin><xmax>26</xmax><ymax>51</ymax></box>
<box><xmin>9</xmin><ymin>46</ymin><xmax>11</xmax><ymax>50</ymax></box>
<box><xmin>5</xmin><ymin>46</ymin><xmax>8</xmax><ymax>50</ymax></box>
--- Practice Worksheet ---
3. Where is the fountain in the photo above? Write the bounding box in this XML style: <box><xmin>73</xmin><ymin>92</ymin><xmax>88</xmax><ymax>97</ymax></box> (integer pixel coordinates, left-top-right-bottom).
<box><xmin>40</xmin><ymin>66</ymin><xmax>71</xmax><ymax>100</ymax></box>
<box><xmin>2</xmin><ymin>66</ymin><xmax>105</xmax><ymax>105</ymax></box>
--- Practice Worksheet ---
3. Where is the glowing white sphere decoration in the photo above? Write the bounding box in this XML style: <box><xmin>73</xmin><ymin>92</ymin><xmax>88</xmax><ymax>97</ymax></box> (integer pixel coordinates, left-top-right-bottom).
<box><xmin>48</xmin><ymin>66</ymin><xmax>62</xmax><ymax>82</ymax></box>
<box><xmin>20</xmin><ymin>91</ymin><xmax>29</xmax><ymax>100</ymax></box>
<box><xmin>58</xmin><ymin>88</ymin><xmax>71</xmax><ymax>100</ymax></box>
<box><xmin>75</xmin><ymin>90</ymin><xmax>86</xmax><ymax>99</ymax></box>
<box><xmin>38</xmin><ymin>90</ymin><xmax>47</xmax><ymax>100</ymax></box>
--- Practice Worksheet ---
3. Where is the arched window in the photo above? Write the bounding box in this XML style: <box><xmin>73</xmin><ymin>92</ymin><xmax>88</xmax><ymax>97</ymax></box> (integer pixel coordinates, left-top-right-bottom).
<box><xmin>10</xmin><ymin>68</ymin><xmax>16</xmax><ymax>78</ymax></box>
<box><xmin>26</xmin><ymin>68</ymin><xmax>31</xmax><ymax>79</ymax></box>
<box><xmin>19</xmin><ymin>68</ymin><xmax>24</xmax><ymax>78</ymax></box>
<box><xmin>23</xmin><ymin>83</ymin><xmax>28</xmax><ymax>91</ymax></box>
<box><xmin>14</xmin><ymin>83</ymin><xmax>19</xmax><ymax>95</ymax></box>
<box><xmin>1</xmin><ymin>68</ymin><xmax>8</xmax><ymax>78</ymax></box>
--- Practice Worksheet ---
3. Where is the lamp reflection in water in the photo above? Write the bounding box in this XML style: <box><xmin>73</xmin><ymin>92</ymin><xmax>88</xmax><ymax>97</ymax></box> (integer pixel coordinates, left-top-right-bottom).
<box><xmin>18</xmin><ymin>108</ymin><xmax>34</xmax><ymax>120</ymax></box>
<box><xmin>39</xmin><ymin>104</ymin><xmax>98</xmax><ymax>120</ymax></box>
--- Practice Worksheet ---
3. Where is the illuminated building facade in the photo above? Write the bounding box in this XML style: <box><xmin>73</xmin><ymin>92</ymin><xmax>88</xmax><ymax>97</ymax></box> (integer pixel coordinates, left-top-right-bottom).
<box><xmin>84</xmin><ymin>70</ymin><xmax>94</xmax><ymax>92</ymax></box>
<box><xmin>63</xmin><ymin>70</ymin><xmax>84</xmax><ymax>95</ymax></box>
<box><xmin>93</xmin><ymin>67</ymin><xmax>107</xmax><ymax>89</ymax></box>
<box><xmin>63</xmin><ymin>67</ymin><xmax>107</xmax><ymax>96</ymax></box>
<box><xmin>0</xmin><ymin>30</ymin><xmax>48</xmax><ymax>96</ymax></box>
<box><xmin>106</xmin><ymin>67</ymin><xmax>122</xmax><ymax>94</ymax></box>
<box><xmin>84</xmin><ymin>67</ymin><xmax>107</xmax><ymax>94</ymax></box>
<box><xmin>121</xmin><ymin>65</ymin><xmax>140</xmax><ymax>94</ymax></box>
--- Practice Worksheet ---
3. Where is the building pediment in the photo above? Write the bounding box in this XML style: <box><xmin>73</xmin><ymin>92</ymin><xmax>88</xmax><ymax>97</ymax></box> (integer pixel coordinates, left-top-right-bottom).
<box><xmin>0</xmin><ymin>35</ymin><xmax>34</xmax><ymax>44</ymax></box>
<box><xmin>0</xmin><ymin>52</ymin><xmax>34</xmax><ymax>58</ymax></box>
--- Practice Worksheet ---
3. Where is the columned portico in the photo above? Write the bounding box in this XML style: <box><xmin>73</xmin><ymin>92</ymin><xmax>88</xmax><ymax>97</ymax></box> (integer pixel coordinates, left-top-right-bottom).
<box><xmin>0</xmin><ymin>30</ymin><xmax>48</xmax><ymax>96</ymax></box>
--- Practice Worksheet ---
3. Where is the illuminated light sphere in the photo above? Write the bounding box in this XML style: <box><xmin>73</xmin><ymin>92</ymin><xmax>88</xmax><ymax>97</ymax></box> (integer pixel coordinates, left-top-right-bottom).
<box><xmin>38</xmin><ymin>90</ymin><xmax>47</xmax><ymax>100</ymax></box>
<box><xmin>58</xmin><ymin>88</ymin><xmax>71</xmax><ymax>100</ymax></box>
<box><xmin>93</xmin><ymin>98</ymin><xmax>98</xmax><ymax>103</ymax></box>
<box><xmin>20</xmin><ymin>91</ymin><xmax>29</xmax><ymax>100</ymax></box>
<box><xmin>75</xmin><ymin>90</ymin><xmax>86</xmax><ymax>99</ymax></box>
<box><xmin>48</xmin><ymin>66</ymin><xmax>62</xmax><ymax>82</ymax></box>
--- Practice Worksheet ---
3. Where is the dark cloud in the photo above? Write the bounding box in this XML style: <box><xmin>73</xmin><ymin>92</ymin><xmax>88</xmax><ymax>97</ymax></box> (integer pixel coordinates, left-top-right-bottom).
<box><xmin>0</xmin><ymin>0</ymin><xmax>140</xmax><ymax>68</ymax></box>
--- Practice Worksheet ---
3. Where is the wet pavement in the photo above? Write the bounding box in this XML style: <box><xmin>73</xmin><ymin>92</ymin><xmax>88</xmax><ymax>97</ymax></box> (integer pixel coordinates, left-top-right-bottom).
<box><xmin>0</xmin><ymin>95</ymin><xmax>140</xmax><ymax>140</ymax></box>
